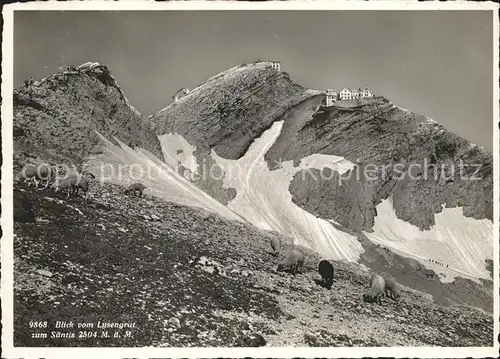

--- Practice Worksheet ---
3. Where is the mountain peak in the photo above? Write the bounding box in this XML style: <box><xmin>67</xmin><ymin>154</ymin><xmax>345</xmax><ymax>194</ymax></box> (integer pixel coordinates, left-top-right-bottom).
<box><xmin>13</xmin><ymin>62</ymin><xmax>161</xmax><ymax>164</ymax></box>
<box><xmin>12</xmin><ymin>57</ymin><xmax>494</xmax><ymax>345</ymax></box>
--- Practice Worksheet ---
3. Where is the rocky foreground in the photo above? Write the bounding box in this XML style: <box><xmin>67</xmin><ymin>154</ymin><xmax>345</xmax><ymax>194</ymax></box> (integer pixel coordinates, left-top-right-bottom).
<box><xmin>267</xmin><ymin>97</ymin><xmax>493</xmax><ymax>233</ymax></box>
<box><xmin>14</xmin><ymin>180</ymin><xmax>493</xmax><ymax>347</ymax></box>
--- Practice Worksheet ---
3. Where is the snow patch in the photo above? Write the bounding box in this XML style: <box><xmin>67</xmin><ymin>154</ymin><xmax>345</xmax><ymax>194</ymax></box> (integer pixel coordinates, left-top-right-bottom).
<box><xmin>158</xmin><ymin>133</ymin><xmax>199</xmax><ymax>177</ymax></box>
<box><xmin>327</xmin><ymin>219</ymin><xmax>342</xmax><ymax>227</ymax></box>
<box><xmin>78</xmin><ymin>62</ymin><xmax>101</xmax><ymax>70</ymax></box>
<box><xmin>363</xmin><ymin>198</ymin><xmax>493</xmax><ymax>282</ymax></box>
<box><xmin>298</xmin><ymin>154</ymin><xmax>355</xmax><ymax>172</ymax></box>
<box><xmin>304</xmin><ymin>89</ymin><xmax>324</xmax><ymax>97</ymax></box>
<box><xmin>212</xmin><ymin>120</ymin><xmax>363</xmax><ymax>262</ymax></box>
<box><xmin>86</xmin><ymin>131</ymin><xmax>242</xmax><ymax>222</ymax></box>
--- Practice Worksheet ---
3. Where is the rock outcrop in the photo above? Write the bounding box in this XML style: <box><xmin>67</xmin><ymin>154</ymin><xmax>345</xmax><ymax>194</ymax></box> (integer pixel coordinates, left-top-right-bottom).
<box><xmin>13</xmin><ymin>180</ymin><xmax>493</xmax><ymax>347</ymax></box>
<box><xmin>149</xmin><ymin>61</ymin><xmax>322</xmax><ymax>203</ymax></box>
<box><xmin>264</xmin><ymin>98</ymin><xmax>492</xmax><ymax>232</ymax></box>
<box><xmin>14</xmin><ymin>189</ymin><xmax>35</xmax><ymax>223</ymax></box>
<box><xmin>13</xmin><ymin>62</ymin><xmax>163</xmax><ymax>166</ymax></box>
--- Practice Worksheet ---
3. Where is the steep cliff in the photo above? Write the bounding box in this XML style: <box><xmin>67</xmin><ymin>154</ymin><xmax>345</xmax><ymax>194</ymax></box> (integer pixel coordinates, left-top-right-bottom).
<box><xmin>266</xmin><ymin>98</ymin><xmax>492</xmax><ymax>232</ymax></box>
<box><xmin>13</xmin><ymin>62</ymin><xmax>163</xmax><ymax>166</ymax></box>
<box><xmin>149</xmin><ymin>61</ymin><xmax>322</xmax><ymax>204</ymax></box>
<box><xmin>262</xmin><ymin>97</ymin><xmax>493</xmax><ymax>280</ymax></box>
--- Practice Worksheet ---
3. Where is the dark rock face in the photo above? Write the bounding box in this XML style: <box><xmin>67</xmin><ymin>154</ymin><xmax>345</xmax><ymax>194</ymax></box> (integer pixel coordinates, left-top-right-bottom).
<box><xmin>358</xmin><ymin>235</ymin><xmax>493</xmax><ymax>312</ymax></box>
<box><xmin>149</xmin><ymin>62</ymin><xmax>319</xmax><ymax>204</ymax></box>
<box><xmin>14</xmin><ymin>189</ymin><xmax>35</xmax><ymax>223</ymax></box>
<box><xmin>236</xmin><ymin>333</ymin><xmax>267</xmax><ymax>347</ymax></box>
<box><xmin>193</xmin><ymin>147</ymin><xmax>239</xmax><ymax>205</ymax></box>
<box><xmin>266</xmin><ymin>98</ymin><xmax>492</xmax><ymax>232</ymax></box>
<box><xmin>13</xmin><ymin>63</ymin><xmax>163</xmax><ymax>165</ymax></box>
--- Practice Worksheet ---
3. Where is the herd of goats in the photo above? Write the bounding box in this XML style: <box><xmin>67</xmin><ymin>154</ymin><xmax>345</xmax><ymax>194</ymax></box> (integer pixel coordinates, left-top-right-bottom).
<box><xmin>18</xmin><ymin>163</ymin><xmax>147</xmax><ymax>201</ymax></box>
<box><xmin>18</xmin><ymin>163</ymin><xmax>403</xmax><ymax>304</ymax></box>
<box><xmin>270</xmin><ymin>238</ymin><xmax>402</xmax><ymax>304</ymax></box>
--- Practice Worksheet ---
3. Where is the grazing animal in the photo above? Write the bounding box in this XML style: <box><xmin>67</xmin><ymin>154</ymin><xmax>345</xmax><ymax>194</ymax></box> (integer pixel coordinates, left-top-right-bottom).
<box><xmin>238</xmin><ymin>333</ymin><xmax>266</xmax><ymax>347</ymax></box>
<box><xmin>277</xmin><ymin>248</ymin><xmax>304</xmax><ymax>275</ymax></box>
<box><xmin>270</xmin><ymin>236</ymin><xmax>281</xmax><ymax>256</ymax></box>
<box><xmin>55</xmin><ymin>174</ymin><xmax>89</xmax><ymax>201</ymax></box>
<box><xmin>83</xmin><ymin>171</ymin><xmax>96</xmax><ymax>179</ymax></box>
<box><xmin>318</xmin><ymin>260</ymin><xmax>334</xmax><ymax>289</ymax></box>
<box><xmin>382</xmin><ymin>275</ymin><xmax>401</xmax><ymax>300</ymax></box>
<box><xmin>54</xmin><ymin>175</ymin><xmax>74</xmax><ymax>198</ymax></box>
<box><xmin>124</xmin><ymin>183</ymin><xmax>147</xmax><ymax>197</ymax></box>
<box><xmin>20</xmin><ymin>164</ymin><xmax>53</xmax><ymax>188</ymax></box>
<box><xmin>363</xmin><ymin>274</ymin><xmax>386</xmax><ymax>304</ymax></box>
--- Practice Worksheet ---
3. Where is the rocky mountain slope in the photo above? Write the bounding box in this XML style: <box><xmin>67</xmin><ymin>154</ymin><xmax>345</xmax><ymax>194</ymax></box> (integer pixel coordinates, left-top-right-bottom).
<box><xmin>13</xmin><ymin>182</ymin><xmax>493</xmax><ymax>347</ymax></box>
<box><xmin>13</xmin><ymin>62</ymin><xmax>163</xmax><ymax>166</ymax></box>
<box><xmin>11</xmin><ymin>61</ymin><xmax>494</xmax><ymax>347</ymax></box>
<box><xmin>150</xmin><ymin>65</ymin><xmax>493</xmax><ymax>285</ymax></box>
<box><xmin>265</xmin><ymin>98</ymin><xmax>493</xmax><ymax>282</ymax></box>
<box><xmin>149</xmin><ymin>61</ymin><xmax>322</xmax><ymax>204</ymax></box>
<box><xmin>267</xmin><ymin>98</ymin><xmax>492</xmax><ymax>231</ymax></box>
